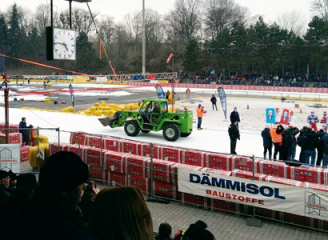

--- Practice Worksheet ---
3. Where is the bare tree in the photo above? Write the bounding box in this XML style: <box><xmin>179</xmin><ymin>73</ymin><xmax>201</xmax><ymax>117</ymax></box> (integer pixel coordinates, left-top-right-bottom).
<box><xmin>59</xmin><ymin>8</ymin><xmax>98</xmax><ymax>35</ymax></box>
<box><xmin>311</xmin><ymin>0</ymin><xmax>328</xmax><ymax>21</ymax></box>
<box><xmin>165</xmin><ymin>0</ymin><xmax>201</xmax><ymax>56</ymax></box>
<box><xmin>98</xmin><ymin>16</ymin><xmax>115</xmax><ymax>45</ymax></box>
<box><xmin>34</xmin><ymin>4</ymin><xmax>50</xmax><ymax>35</ymax></box>
<box><xmin>202</xmin><ymin>0</ymin><xmax>250</xmax><ymax>39</ymax></box>
<box><xmin>277</xmin><ymin>10</ymin><xmax>307</xmax><ymax>36</ymax></box>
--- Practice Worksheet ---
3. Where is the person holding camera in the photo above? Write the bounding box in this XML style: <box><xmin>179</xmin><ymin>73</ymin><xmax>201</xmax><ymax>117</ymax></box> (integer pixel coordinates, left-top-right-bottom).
<box><xmin>196</xmin><ymin>104</ymin><xmax>204</xmax><ymax>130</ymax></box>
<box><xmin>19</xmin><ymin>117</ymin><xmax>33</xmax><ymax>145</ymax></box>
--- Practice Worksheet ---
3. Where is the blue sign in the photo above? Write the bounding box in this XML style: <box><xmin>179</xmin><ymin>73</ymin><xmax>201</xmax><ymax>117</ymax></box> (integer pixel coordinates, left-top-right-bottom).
<box><xmin>266</xmin><ymin>108</ymin><xmax>275</xmax><ymax>124</ymax></box>
<box><xmin>210</xmin><ymin>70</ymin><xmax>215</xmax><ymax>75</ymax></box>
<box><xmin>155</xmin><ymin>84</ymin><xmax>164</xmax><ymax>99</ymax></box>
<box><xmin>69</xmin><ymin>84</ymin><xmax>74</xmax><ymax>107</ymax></box>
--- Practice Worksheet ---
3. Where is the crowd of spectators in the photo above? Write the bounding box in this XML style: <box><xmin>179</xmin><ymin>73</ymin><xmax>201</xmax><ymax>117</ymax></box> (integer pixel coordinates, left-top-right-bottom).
<box><xmin>262</xmin><ymin>124</ymin><xmax>328</xmax><ymax>167</ymax></box>
<box><xmin>0</xmin><ymin>151</ymin><xmax>216</xmax><ymax>240</ymax></box>
<box><xmin>178</xmin><ymin>72</ymin><xmax>328</xmax><ymax>88</ymax></box>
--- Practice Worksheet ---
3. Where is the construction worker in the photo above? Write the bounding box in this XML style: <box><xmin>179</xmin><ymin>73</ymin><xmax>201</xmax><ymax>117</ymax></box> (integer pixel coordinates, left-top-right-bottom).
<box><xmin>196</xmin><ymin>104</ymin><xmax>204</xmax><ymax>130</ymax></box>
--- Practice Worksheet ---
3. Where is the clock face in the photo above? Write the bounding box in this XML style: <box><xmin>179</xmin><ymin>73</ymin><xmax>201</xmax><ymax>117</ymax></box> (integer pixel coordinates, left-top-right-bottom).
<box><xmin>53</xmin><ymin>28</ymin><xmax>76</xmax><ymax>60</ymax></box>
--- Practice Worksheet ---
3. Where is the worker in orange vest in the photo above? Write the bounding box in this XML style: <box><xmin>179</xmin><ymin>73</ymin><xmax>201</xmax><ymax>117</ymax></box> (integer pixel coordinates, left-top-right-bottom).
<box><xmin>270</xmin><ymin>124</ymin><xmax>284</xmax><ymax>160</ymax></box>
<box><xmin>196</xmin><ymin>104</ymin><xmax>204</xmax><ymax>130</ymax></box>
<box><xmin>186</xmin><ymin>88</ymin><xmax>191</xmax><ymax>99</ymax></box>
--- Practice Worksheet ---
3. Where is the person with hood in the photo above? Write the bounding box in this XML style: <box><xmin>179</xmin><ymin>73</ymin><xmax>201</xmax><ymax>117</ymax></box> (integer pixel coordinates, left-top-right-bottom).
<box><xmin>228</xmin><ymin>119</ymin><xmax>240</xmax><ymax>154</ymax></box>
<box><xmin>210</xmin><ymin>94</ymin><xmax>218</xmax><ymax>111</ymax></box>
<box><xmin>270</xmin><ymin>124</ymin><xmax>284</xmax><ymax>160</ymax></box>
<box><xmin>283</xmin><ymin>126</ymin><xmax>300</xmax><ymax>161</ymax></box>
<box><xmin>14</xmin><ymin>151</ymin><xmax>89</xmax><ymax>240</ymax></box>
<box><xmin>183</xmin><ymin>220</ymin><xmax>215</xmax><ymax>240</ymax></box>
<box><xmin>230</xmin><ymin>107</ymin><xmax>240</xmax><ymax>128</ymax></box>
<box><xmin>307</xmin><ymin>111</ymin><xmax>319</xmax><ymax>131</ymax></box>
<box><xmin>261</xmin><ymin>126</ymin><xmax>272</xmax><ymax>160</ymax></box>
<box><xmin>156</xmin><ymin>223</ymin><xmax>172</xmax><ymax>240</ymax></box>
<box><xmin>297</xmin><ymin>126</ymin><xmax>308</xmax><ymax>163</ymax></box>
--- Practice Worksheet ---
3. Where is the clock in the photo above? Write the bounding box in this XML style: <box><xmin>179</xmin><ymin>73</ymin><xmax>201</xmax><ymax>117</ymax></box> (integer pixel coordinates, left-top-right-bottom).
<box><xmin>53</xmin><ymin>28</ymin><xmax>76</xmax><ymax>60</ymax></box>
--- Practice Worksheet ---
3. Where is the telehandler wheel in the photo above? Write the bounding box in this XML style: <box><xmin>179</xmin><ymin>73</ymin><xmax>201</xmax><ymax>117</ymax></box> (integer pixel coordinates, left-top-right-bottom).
<box><xmin>124</xmin><ymin>120</ymin><xmax>140</xmax><ymax>136</ymax></box>
<box><xmin>163</xmin><ymin>124</ymin><xmax>180</xmax><ymax>142</ymax></box>
<box><xmin>181</xmin><ymin>132</ymin><xmax>191</xmax><ymax>137</ymax></box>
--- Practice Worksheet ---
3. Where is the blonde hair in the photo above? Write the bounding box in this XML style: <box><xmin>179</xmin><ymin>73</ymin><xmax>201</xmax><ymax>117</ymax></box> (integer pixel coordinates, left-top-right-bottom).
<box><xmin>91</xmin><ymin>186</ymin><xmax>154</xmax><ymax>240</ymax></box>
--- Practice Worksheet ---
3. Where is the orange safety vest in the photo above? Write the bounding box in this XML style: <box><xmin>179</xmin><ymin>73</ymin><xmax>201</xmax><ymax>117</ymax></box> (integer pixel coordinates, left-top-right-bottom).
<box><xmin>270</xmin><ymin>129</ymin><xmax>282</xmax><ymax>143</ymax></box>
<box><xmin>196</xmin><ymin>107</ymin><xmax>203</xmax><ymax>117</ymax></box>
<box><xmin>186</xmin><ymin>89</ymin><xmax>191</xmax><ymax>93</ymax></box>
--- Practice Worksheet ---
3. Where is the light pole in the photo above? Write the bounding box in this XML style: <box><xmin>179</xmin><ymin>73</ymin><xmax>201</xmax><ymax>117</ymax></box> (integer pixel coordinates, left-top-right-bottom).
<box><xmin>142</xmin><ymin>0</ymin><xmax>146</xmax><ymax>74</ymax></box>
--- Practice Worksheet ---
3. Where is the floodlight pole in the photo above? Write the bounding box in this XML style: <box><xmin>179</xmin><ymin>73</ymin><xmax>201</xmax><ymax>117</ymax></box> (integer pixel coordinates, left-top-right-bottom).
<box><xmin>69</xmin><ymin>0</ymin><xmax>72</xmax><ymax>29</ymax></box>
<box><xmin>50</xmin><ymin>0</ymin><xmax>53</xmax><ymax>28</ymax></box>
<box><xmin>142</xmin><ymin>0</ymin><xmax>146</xmax><ymax>74</ymax></box>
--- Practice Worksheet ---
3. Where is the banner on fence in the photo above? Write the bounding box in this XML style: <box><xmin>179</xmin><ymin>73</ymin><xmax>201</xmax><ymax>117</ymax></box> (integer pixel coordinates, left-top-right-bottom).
<box><xmin>0</xmin><ymin>144</ymin><xmax>20</xmax><ymax>172</ymax></box>
<box><xmin>178</xmin><ymin>168</ymin><xmax>328</xmax><ymax>220</ymax></box>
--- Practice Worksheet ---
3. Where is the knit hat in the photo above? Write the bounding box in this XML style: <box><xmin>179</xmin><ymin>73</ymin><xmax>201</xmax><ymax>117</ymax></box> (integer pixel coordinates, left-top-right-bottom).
<box><xmin>39</xmin><ymin>151</ymin><xmax>89</xmax><ymax>192</ymax></box>
<box><xmin>324</xmin><ymin>112</ymin><xmax>327</xmax><ymax>116</ymax></box>
<box><xmin>198</xmin><ymin>104</ymin><xmax>202</xmax><ymax>107</ymax></box>
<box><xmin>8</xmin><ymin>170</ymin><xmax>17</xmax><ymax>181</ymax></box>
<box><xmin>17</xmin><ymin>173</ymin><xmax>38</xmax><ymax>188</ymax></box>
<box><xmin>311</xmin><ymin>111</ymin><xmax>314</xmax><ymax>114</ymax></box>
<box><xmin>0</xmin><ymin>170</ymin><xmax>9</xmax><ymax>179</ymax></box>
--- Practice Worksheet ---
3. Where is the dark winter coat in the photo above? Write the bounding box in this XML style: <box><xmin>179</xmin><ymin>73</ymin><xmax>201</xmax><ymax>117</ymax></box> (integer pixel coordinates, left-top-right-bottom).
<box><xmin>230</xmin><ymin>111</ymin><xmax>240</xmax><ymax>123</ymax></box>
<box><xmin>283</xmin><ymin>128</ymin><xmax>299</xmax><ymax>147</ymax></box>
<box><xmin>210</xmin><ymin>96</ymin><xmax>217</xmax><ymax>103</ymax></box>
<box><xmin>14</xmin><ymin>191</ymin><xmax>84</xmax><ymax>240</ymax></box>
<box><xmin>261</xmin><ymin>128</ymin><xmax>272</xmax><ymax>148</ymax></box>
<box><xmin>19</xmin><ymin>121</ymin><xmax>28</xmax><ymax>134</ymax></box>
<box><xmin>324</xmin><ymin>139</ymin><xmax>328</xmax><ymax>155</ymax></box>
<box><xmin>304</xmin><ymin>132</ymin><xmax>320</xmax><ymax>150</ymax></box>
<box><xmin>228</xmin><ymin>123</ymin><xmax>240</xmax><ymax>140</ymax></box>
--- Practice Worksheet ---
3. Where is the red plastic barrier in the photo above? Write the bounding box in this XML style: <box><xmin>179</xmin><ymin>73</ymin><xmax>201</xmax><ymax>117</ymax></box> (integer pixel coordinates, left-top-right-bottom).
<box><xmin>181</xmin><ymin>150</ymin><xmax>208</xmax><ymax>167</ymax></box>
<box><xmin>0</xmin><ymin>132</ymin><xmax>22</xmax><ymax>144</ymax></box>
<box><xmin>122</xmin><ymin>140</ymin><xmax>143</xmax><ymax>155</ymax></box>
<box><xmin>102</xmin><ymin>137</ymin><xmax>122</xmax><ymax>152</ymax></box>
<box><xmin>103</xmin><ymin>151</ymin><xmax>131</xmax><ymax>174</ymax></box>
<box><xmin>180</xmin><ymin>193</ymin><xmax>209</xmax><ymax>208</ymax></box>
<box><xmin>105</xmin><ymin>171</ymin><xmax>128</xmax><ymax>186</ymax></box>
<box><xmin>69</xmin><ymin>132</ymin><xmax>87</xmax><ymax>145</ymax></box>
<box><xmin>126</xmin><ymin>155</ymin><xmax>150</xmax><ymax>178</ymax></box>
<box><xmin>151</xmin><ymin>181</ymin><xmax>177</xmax><ymax>199</ymax></box>
<box><xmin>127</xmin><ymin>175</ymin><xmax>150</xmax><ymax>195</ymax></box>
<box><xmin>49</xmin><ymin>143</ymin><xmax>71</xmax><ymax>155</ymax></box>
<box><xmin>160</xmin><ymin>146</ymin><xmax>185</xmax><ymax>163</ymax></box>
<box><xmin>20</xmin><ymin>145</ymin><xmax>31</xmax><ymax>162</ymax></box>
<box><xmin>149</xmin><ymin>159</ymin><xmax>177</xmax><ymax>184</ymax></box>
<box><xmin>207</xmin><ymin>153</ymin><xmax>231</xmax><ymax>170</ymax></box>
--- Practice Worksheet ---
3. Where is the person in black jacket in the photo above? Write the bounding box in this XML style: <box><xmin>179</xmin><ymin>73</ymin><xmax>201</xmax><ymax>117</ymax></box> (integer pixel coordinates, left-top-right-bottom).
<box><xmin>304</xmin><ymin>128</ymin><xmax>320</xmax><ymax>165</ymax></box>
<box><xmin>261</xmin><ymin>126</ymin><xmax>272</xmax><ymax>160</ymax></box>
<box><xmin>156</xmin><ymin>223</ymin><xmax>172</xmax><ymax>240</ymax></box>
<box><xmin>316</xmin><ymin>130</ymin><xmax>326</xmax><ymax>167</ymax></box>
<box><xmin>323</xmin><ymin>138</ymin><xmax>328</xmax><ymax>168</ymax></box>
<box><xmin>228</xmin><ymin>119</ymin><xmax>240</xmax><ymax>154</ymax></box>
<box><xmin>19</xmin><ymin>117</ymin><xmax>33</xmax><ymax>145</ymax></box>
<box><xmin>230</xmin><ymin>107</ymin><xmax>240</xmax><ymax>128</ymax></box>
<box><xmin>298</xmin><ymin>126</ymin><xmax>308</xmax><ymax>163</ymax></box>
<box><xmin>210</xmin><ymin>95</ymin><xmax>218</xmax><ymax>111</ymax></box>
<box><xmin>283</xmin><ymin>127</ymin><xmax>299</xmax><ymax>161</ymax></box>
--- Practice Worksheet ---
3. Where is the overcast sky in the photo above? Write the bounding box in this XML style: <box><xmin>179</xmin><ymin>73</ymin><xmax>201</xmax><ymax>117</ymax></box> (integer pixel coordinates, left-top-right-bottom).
<box><xmin>0</xmin><ymin>0</ymin><xmax>313</xmax><ymax>25</ymax></box>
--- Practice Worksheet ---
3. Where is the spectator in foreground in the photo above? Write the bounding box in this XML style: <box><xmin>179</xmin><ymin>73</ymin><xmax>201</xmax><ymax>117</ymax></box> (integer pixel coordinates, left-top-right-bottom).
<box><xmin>261</xmin><ymin>126</ymin><xmax>272</xmax><ymax>160</ymax></box>
<box><xmin>14</xmin><ymin>151</ymin><xmax>89</xmax><ymax>240</ymax></box>
<box><xmin>156</xmin><ymin>223</ymin><xmax>172</xmax><ymax>240</ymax></box>
<box><xmin>0</xmin><ymin>170</ymin><xmax>11</xmax><ymax>204</ymax></box>
<box><xmin>184</xmin><ymin>220</ymin><xmax>215</xmax><ymax>240</ymax></box>
<box><xmin>87</xmin><ymin>186</ymin><xmax>155</xmax><ymax>240</ymax></box>
<box><xmin>304</xmin><ymin>128</ymin><xmax>320</xmax><ymax>165</ymax></box>
<box><xmin>270</xmin><ymin>125</ymin><xmax>284</xmax><ymax>160</ymax></box>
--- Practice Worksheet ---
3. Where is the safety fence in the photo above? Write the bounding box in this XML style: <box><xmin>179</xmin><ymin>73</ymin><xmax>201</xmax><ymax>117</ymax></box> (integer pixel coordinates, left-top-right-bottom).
<box><xmin>1</xmin><ymin>126</ymin><xmax>328</xmax><ymax>232</ymax></box>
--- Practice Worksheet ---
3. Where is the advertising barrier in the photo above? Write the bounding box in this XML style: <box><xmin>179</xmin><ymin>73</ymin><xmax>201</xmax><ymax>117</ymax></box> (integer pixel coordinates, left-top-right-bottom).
<box><xmin>178</xmin><ymin>168</ymin><xmax>328</xmax><ymax>220</ymax></box>
<box><xmin>128</xmin><ymin>82</ymin><xmax>328</xmax><ymax>93</ymax></box>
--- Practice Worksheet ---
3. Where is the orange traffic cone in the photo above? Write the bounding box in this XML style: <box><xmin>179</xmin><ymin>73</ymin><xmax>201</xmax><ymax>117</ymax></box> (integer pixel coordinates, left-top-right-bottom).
<box><xmin>247</xmin><ymin>104</ymin><xmax>249</xmax><ymax>109</ymax></box>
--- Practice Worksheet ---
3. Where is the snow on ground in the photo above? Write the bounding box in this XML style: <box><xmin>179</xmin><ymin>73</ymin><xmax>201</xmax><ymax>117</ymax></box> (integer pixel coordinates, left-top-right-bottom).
<box><xmin>1</xmin><ymin>84</ymin><xmax>328</xmax><ymax>159</ymax></box>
